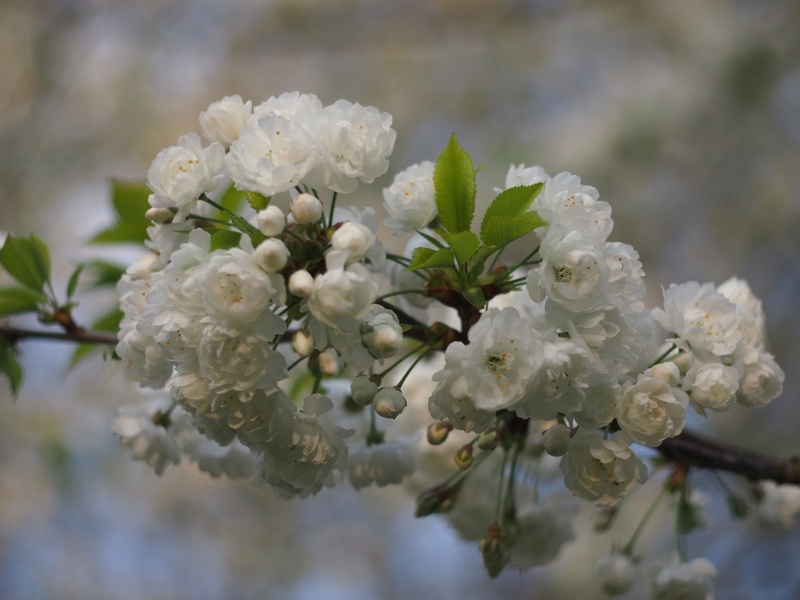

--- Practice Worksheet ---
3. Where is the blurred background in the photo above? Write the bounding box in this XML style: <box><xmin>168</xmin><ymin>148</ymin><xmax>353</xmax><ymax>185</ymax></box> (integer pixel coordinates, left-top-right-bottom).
<box><xmin>1</xmin><ymin>0</ymin><xmax>800</xmax><ymax>598</ymax></box>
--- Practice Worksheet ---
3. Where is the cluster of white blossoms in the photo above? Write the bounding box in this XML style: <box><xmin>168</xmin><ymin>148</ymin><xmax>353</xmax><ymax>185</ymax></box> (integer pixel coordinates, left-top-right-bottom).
<box><xmin>109</xmin><ymin>92</ymin><xmax>788</xmax><ymax>591</ymax></box>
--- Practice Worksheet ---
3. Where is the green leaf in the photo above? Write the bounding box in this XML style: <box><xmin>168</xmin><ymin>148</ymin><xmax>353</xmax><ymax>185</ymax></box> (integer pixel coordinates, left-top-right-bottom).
<box><xmin>481</xmin><ymin>212</ymin><xmax>547</xmax><ymax>248</ymax></box>
<box><xmin>433</xmin><ymin>134</ymin><xmax>476</xmax><ymax>233</ymax></box>
<box><xmin>246</xmin><ymin>191</ymin><xmax>271</xmax><ymax>212</ymax></box>
<box><xmin>209</xmin><ymin>230</ymin><xmax>242</xmax><ymax>252</ymax></box>
<box><xmin>0</xmin><ymin>342</ymin><xmax>22</xmax><ymax>398</ymax></box>
<box><xmin>92</xmin><ymin>180</ymin><xmax>151</xmax><ymax>245</ymax></box>
<box><xmin>409</xmin><ymin>247</ymin><xmax>456</xmax><ymax>270</ymax></box>
<box><xmin>92</xmin><ymin>308</ymin><xmax>124</xmax><ymax>332</ymax></box>
<box><xmin>0</xmin><ymin>287</ymin><xmax>46</xmax><ymax>316</ymax></box>
<box><xmin>439</xmin><ymin>230</ymin><xmax>481</xmax><ymax>266</ymax></box>
<box><xmin>80</xmin><ymin>260</ymin><xmax>127</xmax><ymax>290</ymax></box>
<box><xmin>219</xmin><ymin>183</ymin><xmax>246</xmax><ymax>214</ymax></box>
<box><xmin>66</xmin><ymin>264</ymin><xmax>85</xmax><ymax>300</ymax></box>
<box><xmin>480</xmin><ymin>183</ymin><xmax>543</xmax><ymax>242</ymax></box>
<box><xmin>0</xmin><ymin>234</ymin><xmax>52</xmax><ymax>292</ymax></box>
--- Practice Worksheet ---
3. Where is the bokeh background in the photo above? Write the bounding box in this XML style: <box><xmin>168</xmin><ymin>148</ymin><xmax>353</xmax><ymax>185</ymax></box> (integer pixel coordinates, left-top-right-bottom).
<box><xmin>1</xmin><ymin>1</ymin><xmax>800</xmax><ymax>598</ymax></box>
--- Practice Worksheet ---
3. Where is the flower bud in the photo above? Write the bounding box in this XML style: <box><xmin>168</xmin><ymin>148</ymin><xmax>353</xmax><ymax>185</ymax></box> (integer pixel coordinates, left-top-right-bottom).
<box><xmin>476</xmin><ymin>428</ymin><xmax>498</xmax><ymax>451</ymax></box>
<box><xmin>542</xmin><ymin>423</ymin><xmax>571</xmax><ymax>457</ymax></box>
<box><xmin>318</xmin><ymin>349</ymin><xmax>342</xmax><ymax>376</ymax></box>
<box><xmin>331</xmin><ymin>221</ymin><xmax>375</xmax><ymax>262</ymax></box>
<box><xmin>145</xmin><ymin>206</ymin><xmax>176</xmax><ymax>224</ymax></box>
<box><xmin>351</xmin><ymin>375</ymin><xmax>378</xmax><ymax>407</ymax></box>
<box><xmin>255</xmin><ymin>205</ymin><xmax>286</xmax><ymax>236</ymax></box>
<box><xmin>415</xmin><ymin>482</ymin><xmax>457</xmax><ymax>517</ymax></box>
<box><xmin>254</xmin><ymin>238</ymin><xmax>290</xmax><ymax>273</ymax></box>
<box><xmin>479</xmin><ymin>523</ymin><xmax>510</xmax><ymax>578</ymax></box>
<box><xmin>290</xmin><ymin>193</ymin><xmax>323</xmax><ymax>224</ymax></box>
<box><xmin>292</xmin><ymin>328</ymin><xmax>314</xmax><ymax>357</ymax></box>
<box><xmin>648</xmin><ymin>361</ymin><xmax>681</xmax><ymax>387</ymax></box>
<box><xmin>361</xmin><ymin>311</ymin><xmax>403</xmax><ymax>359</ymax></box>
<box><xmin>596</xmin><ymin>552</ymin><xmax>635</xmax><ymax>595</ymax></box>
<box><xmin>454</xmin><ymin>444</ymin><xmax>473</xmax><ymax>470</ymax></box>
<box><xmin>288</xmin><ymin>269</ymin><xmax>314</xmax><ymax>298</ymax></box>
<box><xmin>373</xmin><ymin>387</ymin><xmax>406</xmax><ymax>419</ymax></box>
<box><xmin>426</xmin><ymin>421</ymin><xmax>452</xmax><ymax>446</ymax></box>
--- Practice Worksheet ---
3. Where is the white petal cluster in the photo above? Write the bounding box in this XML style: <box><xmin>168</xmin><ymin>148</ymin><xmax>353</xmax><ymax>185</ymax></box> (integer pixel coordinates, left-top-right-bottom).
<box><xmin>199</xmin><ymin>94</ymin><xmax>252</xmax><ymax>148</ymax></box>
<box><xmin>651</xmin><ymin>557</ymin><xmax>716</xmax><ymax>600</ymax></box>
<box><xmin>382</xmin><ymin>161</ymin><xmax>437</xmax><ymax>233</ymax></box>
<box><xmin>560</xmin><ymin>430</ymin><xmax>647</xmax><ymax>505</ymax></box>
<box><xmin>755</xmin><ymin>481</ymin><xmax>800</xmax><ymax>528</ymax></box>
<box><xmin>308</xmin><ymin>251</ymin><xmax>379</xmax><ymax>332</ymax></box>
<box><xmin>147</xmin><ymin>132</ymin><xmax>225</xmax><ymax>223</ymax></box>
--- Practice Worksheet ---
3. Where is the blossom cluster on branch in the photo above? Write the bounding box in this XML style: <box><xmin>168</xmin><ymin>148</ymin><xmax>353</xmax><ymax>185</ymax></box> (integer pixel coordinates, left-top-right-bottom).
<box><xmin>0</xmin><ymin>91</ymin><xmax>794</xmax><ymax>596</ymax></box>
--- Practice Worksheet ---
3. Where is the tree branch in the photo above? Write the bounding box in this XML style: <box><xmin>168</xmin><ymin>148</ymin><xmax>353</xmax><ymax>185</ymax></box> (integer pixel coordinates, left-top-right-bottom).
<box><xmin>657</xmin><ymin>428</ymin><xmax>800</xmax><ymax>485</ymax></box>
<box><xmin>0</xmin><ymin>323</ymin><xmax>118</xmax><ymax>346</ymax></box>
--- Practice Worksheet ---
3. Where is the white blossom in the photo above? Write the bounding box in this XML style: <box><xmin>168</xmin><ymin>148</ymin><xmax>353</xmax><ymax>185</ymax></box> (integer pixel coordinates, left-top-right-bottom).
<box><xmin>250</xmin><ymin>91</ymin><xmax>323</xmax><ymax>129</ymax></box>
<box><xmin>651</xmin><ymin>557</ymin><xmax>716</xmax><ymax>600</ymax></box>
<box><xmin>503</xmin><ymin>164</ymin><xmax>549</xmax><ymax>189</ymax></box>
<box><xmin>199</xmin><ymin>94</ymin><xmax>252</xmax><ymax>148</ymax></box>
<box><xmin>225</xmin><ymin>116</ymin><xmax>319</xmax><ymax>196</ymax></box>
<box><xmin>560</xmin><ymin>429</ymin><xmax>647</xmax><ymax>505</ymax></box>
<box><xmin>314</xmin><ymin>99</ymin><xmax>396</xmax><ymax>193</ymax></box>
<box><xmin>147</xmin><ymin>132</ymin><xmax>225</xmax><ymax>223</ymax></box>
<box><xmin>374</xmin><ymin>387</ymin><xmax>407</xmax><ymax>419</ymax></box>
<box><xmin>652</xmin><ymin>282</ymin><xmax>741</xmax><ymax>357</ymax></box>
<box><xmin>360</xmin><ymin>307</ymin><xmax>403</xmax><ymax>359</ymax></box>
<box><xmin>683</xmin><ymin>360</ymin><xmax>739</xmax><ymax>413</ymax></box>
<box><xmin>348</xmin><ymin>438</ymin><xmax>415</xmax><ymax>489</ymax></box>
<box><xmin>382</xmin><ymin>160</ymin><xmax>437</xmax><ymax>233</ymax></box>
<box><xmin>755</xmin><ymin>481</ymin><xmax>800</xmax><ymax>528</ymax></box>
<box><xmin>615</xmin><ymin>374</ymin><xmax>688</xmax><ymax>447</ymax></box>
<box><xmin>331</xmin><ymin>221</ymin><xmax>376</xmax><ymax>263</ymax></box>
<box><xmin>737</xmin><ymin>350</ymin><xmax>784</xmax><ymax>407</ymax></box>
<box><xmin>308</xmin><ymin>251</ymin><xmax>379</xmax><ymax>332</ymax></box>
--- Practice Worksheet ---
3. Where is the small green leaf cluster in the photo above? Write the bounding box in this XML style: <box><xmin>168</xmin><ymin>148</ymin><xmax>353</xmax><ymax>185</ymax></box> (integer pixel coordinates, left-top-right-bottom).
<box><xmin>408</xmin><ymin>135</ymin><xmax>546</xmax><ymax>308</ymax></box>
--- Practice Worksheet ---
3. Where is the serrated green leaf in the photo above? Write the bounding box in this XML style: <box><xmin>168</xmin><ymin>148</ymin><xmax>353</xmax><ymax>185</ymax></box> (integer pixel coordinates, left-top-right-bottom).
<box><xmin>0</xmin><ymin>234</ymin><xmax>51</xmax><ymax>292</ymax></box>
<box><xmin>66</xmin><ymin>264</ymin><xmax>85</xmax><ymax>300</ymax></box>
<box><xmin>0</xmin><ymin>342</ymin><xmax>22</xmax><ymax>398</ymax></box>
<box><xmin>0</xmin><ymin>287</ymin><xmax>46</xmax><ymax>316</ymax></box>
<box><xmin>246</xmin><ymin>191</ymin><xmax>271</xmax><ymax>212</ymax></box>
<box><xmin>409</xmin><ymin>247</ymin><xmax>456</xmax><ymax>270</ymax></box>
<box><xmin>480</xmin><ymin>183</ymin><xmax>543</xmax><ymax>241</ymax></box>
<box><xmin>92</xmin><ymin>180</ymin><xmax>151</xmax><ymax>245</ymax></box>
<box><xmin>209</xmin><ymin>230</ymin><xmax>242</xmax><ymax>252</ymax></box>
<box><xmin>481</xmin><ymin>212</ymin><xmax>547</xmax><ymax>248</ymax></box>
<box><xmin>433</xmin><ymin>134</ymin><xmax>476</xmax><ymax>233</ymax></box>
<box><xmin>439</xmin><ymin>230</ymin><xmax>481</xmax><ymax>266</ymax></box>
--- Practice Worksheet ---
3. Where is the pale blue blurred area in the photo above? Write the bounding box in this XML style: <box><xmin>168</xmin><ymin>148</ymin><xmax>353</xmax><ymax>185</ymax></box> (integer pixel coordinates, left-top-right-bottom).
<box><xmin>1</xmin><ymin>0</ymin><xmax>800</xmax><ymax>598</ymax></box>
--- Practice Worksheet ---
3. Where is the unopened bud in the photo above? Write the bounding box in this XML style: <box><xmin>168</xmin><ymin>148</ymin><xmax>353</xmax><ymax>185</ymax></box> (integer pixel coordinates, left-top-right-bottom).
<box><xmin>331</xmin><ymin>221</ymin><xmax>375</xmax><ymax>262</ymax></box>
<box><xmin>454</xmin><ymin>444</ymin><xmax>474</xmax><ymax>470</ymax></box>
<box><xmin>254</xmin><ymin>238</ymin><xmax>290</xmax><ymax>273</ymax></box>
<box><xmin>292</xmin><ymin>328</ymin><xmax>314</xmax><ymax>357</ymax></box>
<box><xmin>288</xmin><ymin>269</ymin><xmax>314</xmax><ymax>298</ymax></box>
<box><xmin>290</xmin><ymin>193</ymin><xmax>323</xmax><ymax>224</ymax></box>
<box><xmin>542</xmin><ymin>423</ymin><xmax>571</xmax><ymax>457</ymax></box>
<box><xmin>373</xmin><ymin>387</ymin><xmax>406</xmax><ymax>419</ymax></box>
<box><xmin>476</xmin><ymin>429</ymin><xmax>498</xmax><ymax>451</ymax></box>
<box><xmin>145</xmin><ymin>206</ymin><xmax>176</xmax><ymax>224</ymax></box>
<box><xmin>361</xmin><ymin>310</ymin><xmax>403</xmax><ymax>359</ymax></box>
<box><xmin>255</xmin><ymin>205</ymin><xmax>286</xmax><ymax>236</ymax></box>
<box><xmin>318</xmin><ymin>349</ymin><xmax>342</xmax><ymax>376</ymax></box>
<box><xmin>426</xmin><ymin>421</ymin><xmax>452</xmax><ymax>445</ymax></box>
<box><xmin>351</xmin><ymin>375</ymin><xmax>378</xmax><ymax>407</ymax></box>
<box><xmin>479</xmin><ymin>523</ymin><xmax>510</xmax><ymax>578</ymax></box>
<box><xmin>416</xmin><ymin>482</ymin><xmax>457</xmax><ymax>517</ymax></box>
<box><xmin>596</xmin><ymin>552</ymin><xmax>636</xmax><ymax>596</ymax></box>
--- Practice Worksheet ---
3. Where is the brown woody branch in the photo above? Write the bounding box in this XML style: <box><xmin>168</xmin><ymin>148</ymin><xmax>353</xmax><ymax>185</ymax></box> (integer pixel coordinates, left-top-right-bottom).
<box><xmin>0</xmin><ymin>323</ymin><xmax>118</xmax><ymax>346</ymax></box>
